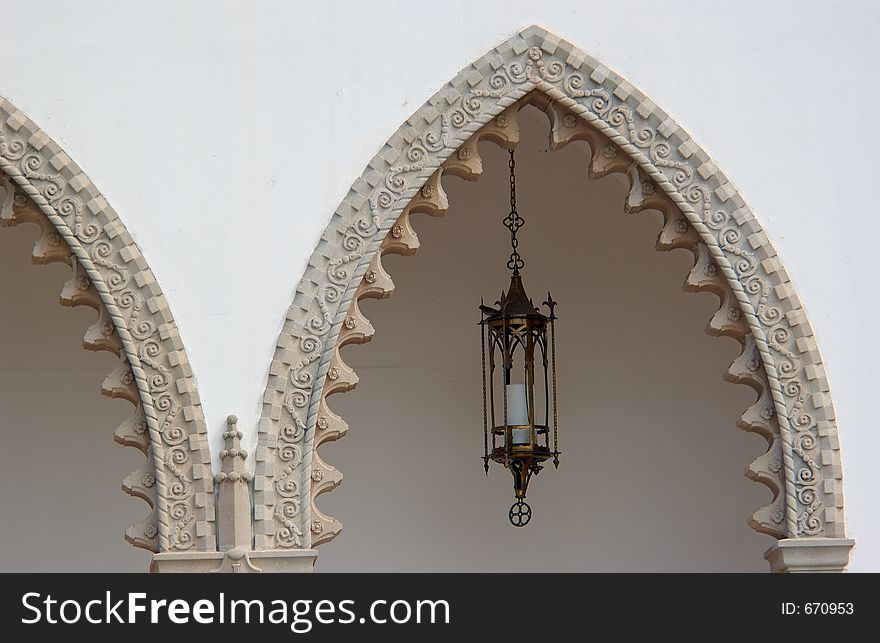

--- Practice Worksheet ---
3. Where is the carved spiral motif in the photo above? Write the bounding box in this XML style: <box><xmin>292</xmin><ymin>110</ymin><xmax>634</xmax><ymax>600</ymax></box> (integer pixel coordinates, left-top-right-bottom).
<box><xmin>171</xmin><ymin>530</ymin><xmax>193</xmax><ymax>550</ymax></box>
<box><xmin>564</xmin><ymin>73</ymin><xmax>585</xmax><ymax>95</ymax></box>
<box><xmin>279</xmin><ymin>444</ymin><xmax>303</xmax><ymax>466</ymax></box>
<box><xmin>284</xmin><ymin>391</ymin><xmax>307</xmax><ymax>412</ymax></box>
<box><xmin>798</xmin><ymin>467</ymin><xmax>815</xmax><ymax>486</ymax></box>
<box><xmin>161</xmin><ymin>424</ymin><xmax>186</xmax><ymax>447</ymax></box>
<box><xmin>168</xmin><ymin>479</ymin><xmax>191</xmax><ymax>499</ymax></box>
<box><xmin>275</xmin><ymin>526</ymin><xmax>302</xmax><ymax>548</ymax></box>
<box><xmin>170</xmin><ymin>502</ymin><xmax>191</xmax><ymax>521</ymax></box>
<box><xmin>280</xmin><ymin>424</ymin><xmax>305</xmax><ymax>443</ymax></box>
<box><xmin>167</xmin><ymin>446</ymin><xmax>188</xmax><ymax>466</ymax></box>
<box><xmin>633</xmin><ymin>127</ymin><xmax>655</xmax><ymax>149</ymax></box>
<box><xmin>800</xmin><ymin>515</ymin><xmax>822</xmax><ymax>536</ymax></box>
<box><xmin>154</xmin><ymin>393</ymin><xmax>174</xmax><ymax>412</ymax></box>
<box><xmin>450</xmin><ymin>109</ymin><xmax>468</xmax><ymax>129</ymax></box>
<box><xmin>54</xmin><ymin>195</ymin><xmax>80</xmax><ymax>218</ymax></box>
<box><xmin>299</xmin><ymin>337</ymin><xmax>320</xmax><ymax>358</ymax></box>
<box><xmin>280</xmin><ymin>500</ymin><xmax>300</xmax><ymax>519</ymax></box>
<box><xmin>414</xmin><ymin>141</ymin><xmax>435</xmax><ymax>162</ymax></box>
<box><xmin>797</xmin><ymin>482</ymin><xmax>816</xmax><ymax>500</ymax></box>
<box><xmin>798</xmin><ymin>433</ymin><xmax>816</xmax><ymax>450</ymax></box>
<box><xmin>130</xmin><ymin>319</ymin><xmax>154</xmax><ymax>340</ymax></box>
<box><xmin>276</xmin><ymin>475</ymin><xmax>300</xmax><ymax>499</ymax></box>
<box><xmin>705</xmin><ymin>209</ymin><xmax>729</xmax><ymax>230</ymax></box>
<box><xmin>90</xmin><ymin>241</ymin><xmax>130</xmax><ymax>291</ymax></box>
<box><xmin>0</xmin><ymin>136</ymin><xmax>26</xmax><ymax>160</ymax></box>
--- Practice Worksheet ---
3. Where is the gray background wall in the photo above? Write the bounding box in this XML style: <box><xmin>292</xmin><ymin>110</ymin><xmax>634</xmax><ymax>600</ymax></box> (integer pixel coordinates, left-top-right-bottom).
<box><xmin>0</xmin><ymin>223</ymin><xmax>151</xmax><ymax>572</ymax></box>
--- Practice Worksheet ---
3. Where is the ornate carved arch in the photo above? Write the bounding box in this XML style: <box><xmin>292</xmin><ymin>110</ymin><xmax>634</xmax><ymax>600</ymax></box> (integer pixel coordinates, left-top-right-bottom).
<box><xmin>253</xmin><ymin>26</ymin><xmax>852</xmax><ymax>570</ymax></box>
<box><xmin>0</xmin><ymin>96</ymin><xmax>215</xmax><ymax>555</ymax></box>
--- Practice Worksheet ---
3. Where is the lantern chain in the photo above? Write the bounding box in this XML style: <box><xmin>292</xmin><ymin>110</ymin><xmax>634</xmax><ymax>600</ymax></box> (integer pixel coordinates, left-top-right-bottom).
<box><xmin>503</xmin><ymin>149</ymin><xmax>525</xmax><ymax>275</ymax></box>
<box><xmin>550</xmin><ymin>302</ymin><xmax>560</xmax><ymax>467</ymax></box>
<box><xmin>480</xmin><ymin>310</ymin><xmax>489</xmax><ymax>475</ymax></box>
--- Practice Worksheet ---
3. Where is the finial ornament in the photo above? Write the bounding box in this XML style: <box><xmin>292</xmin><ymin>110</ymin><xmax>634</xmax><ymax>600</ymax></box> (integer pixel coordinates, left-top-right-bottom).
<box><xmin>216</xmin><ymin>414</ymin><xmax>253</xmax><ymax>549</ymax></box>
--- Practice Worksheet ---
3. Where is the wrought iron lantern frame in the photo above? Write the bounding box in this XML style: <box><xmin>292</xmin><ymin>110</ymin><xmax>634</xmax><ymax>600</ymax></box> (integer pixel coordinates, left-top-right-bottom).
<box><xmin>479</xmin><ymin>149</ymin><xmax>560</xmax><ymax>527</ymax></box>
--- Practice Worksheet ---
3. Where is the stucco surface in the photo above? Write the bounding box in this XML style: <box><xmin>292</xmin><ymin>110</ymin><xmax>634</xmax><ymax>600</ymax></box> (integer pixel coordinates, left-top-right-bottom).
<box><xmin>0</xmin><ymin>1</ymin><xmax>877</xmax><ymax>569</ymax></box>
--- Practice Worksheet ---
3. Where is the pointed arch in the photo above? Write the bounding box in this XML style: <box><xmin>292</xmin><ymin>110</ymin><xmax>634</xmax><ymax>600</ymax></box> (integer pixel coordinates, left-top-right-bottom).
<box><xmin>253</xmin><ymin>26</ymin><xmax>851</xmax><ymax>568</ymax></box>
<box><xmin>0</xmin><ymin>96</ymin><xmax>215</xmax><ymax>555</ymax></box>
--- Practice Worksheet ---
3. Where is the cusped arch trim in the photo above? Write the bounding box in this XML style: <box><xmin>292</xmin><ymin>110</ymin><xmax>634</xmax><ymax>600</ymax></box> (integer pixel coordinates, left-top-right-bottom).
<box><xmin>253</xmin><ymin>26</ymin><xmax>853</xmax><ymax>570</ymax></box>
<box><xmin>0</xmin><ymin>95</ymin><xmax>215</xmax><ymax>554</ymax></box>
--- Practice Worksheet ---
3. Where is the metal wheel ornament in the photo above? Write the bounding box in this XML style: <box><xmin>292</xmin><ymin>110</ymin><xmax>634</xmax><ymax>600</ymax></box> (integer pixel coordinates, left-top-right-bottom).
<box><xmin>508</xmin><ymin>500</ymin><xmax>532</xmax><ymax>527</ymax></box>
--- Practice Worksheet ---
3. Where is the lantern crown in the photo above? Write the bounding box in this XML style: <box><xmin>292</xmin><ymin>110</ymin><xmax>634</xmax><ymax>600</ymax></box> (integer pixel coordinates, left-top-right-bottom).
<box><xmin>481</xmin><ymin>274</ymin><xmax>542</xmax><ymax>320</ymax></box>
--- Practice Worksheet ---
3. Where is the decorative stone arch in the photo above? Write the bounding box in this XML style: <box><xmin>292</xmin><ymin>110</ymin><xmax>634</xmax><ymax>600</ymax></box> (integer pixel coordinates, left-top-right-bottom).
<box><xmin>253</xmin><ymin>26</ymin><xmax>853</xmax><ymax>571</ymax></box>
<box><xmin>0</xmin><ymin>96</ymin><xmax>215</xmax><ymax>556</ymax></box>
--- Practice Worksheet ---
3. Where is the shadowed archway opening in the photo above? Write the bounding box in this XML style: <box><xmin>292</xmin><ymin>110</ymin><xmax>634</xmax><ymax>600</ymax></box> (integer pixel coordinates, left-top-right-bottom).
<box><xmin>318</xmin><ymin>105</ymin><xmax>769</xmax><ymax>571</ymax></box>
<box><xmin>0</xmin><ymin>223</ymin><xmax>151</xmax><ymax>571</ymax></box>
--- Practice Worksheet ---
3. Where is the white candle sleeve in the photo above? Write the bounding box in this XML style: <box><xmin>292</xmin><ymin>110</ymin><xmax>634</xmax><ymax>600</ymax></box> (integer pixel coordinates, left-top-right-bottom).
<box><xmin>506</xmin><ymin>383</ymin><xmax>531</xmax><ymax>444</ymax></box>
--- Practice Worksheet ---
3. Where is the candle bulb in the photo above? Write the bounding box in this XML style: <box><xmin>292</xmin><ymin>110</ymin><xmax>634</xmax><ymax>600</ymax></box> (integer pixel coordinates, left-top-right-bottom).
<box><xmin>506</xmin><ymin>383</ymin><xmax>531</xmax><ymax>445</ymax></box>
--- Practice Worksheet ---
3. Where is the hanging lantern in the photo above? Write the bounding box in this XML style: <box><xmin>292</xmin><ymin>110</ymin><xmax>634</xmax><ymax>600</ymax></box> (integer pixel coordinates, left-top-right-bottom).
<box><xmin>480</xmin><ymin>149</ymin><xmax>559</xmax><ymax>527</ymax></box>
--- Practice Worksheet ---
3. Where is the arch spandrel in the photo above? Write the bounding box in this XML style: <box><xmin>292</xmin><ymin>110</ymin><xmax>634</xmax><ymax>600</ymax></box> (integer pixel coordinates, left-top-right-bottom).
<box><xmin>252</xmin><ymin>26</ymin><xmax>851</xmax><ymax>570</ymax></box>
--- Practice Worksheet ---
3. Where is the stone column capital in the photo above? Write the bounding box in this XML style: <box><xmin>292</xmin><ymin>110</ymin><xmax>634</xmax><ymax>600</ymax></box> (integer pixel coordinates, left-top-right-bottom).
<box><xmin>764</xmin><ymin>538</ymin><xmax>855</xmax><ymax>573</ymax></box>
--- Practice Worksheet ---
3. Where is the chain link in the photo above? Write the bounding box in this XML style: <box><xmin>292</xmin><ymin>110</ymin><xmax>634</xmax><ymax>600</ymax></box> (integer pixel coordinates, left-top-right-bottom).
<box><xmin>503</xmin><ymin>149</ymin><xmax>525</xmax><ymax>274</ymax></box>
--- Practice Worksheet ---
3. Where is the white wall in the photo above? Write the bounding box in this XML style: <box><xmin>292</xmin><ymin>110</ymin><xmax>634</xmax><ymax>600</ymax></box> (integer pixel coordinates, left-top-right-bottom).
<box><xmin>0</xmin><ymin>0</ymin><xmax>877</xmax><ymax>570</ymax></box>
